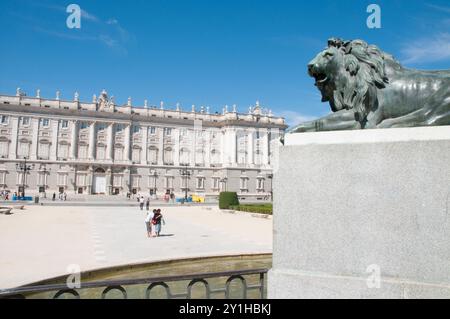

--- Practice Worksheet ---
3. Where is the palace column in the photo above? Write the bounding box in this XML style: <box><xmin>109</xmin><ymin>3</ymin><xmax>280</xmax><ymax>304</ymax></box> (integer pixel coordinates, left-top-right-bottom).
<box><xmin>158</xmin><ymin>127</ymin><xmax>164</xmax><ymax>165</ymax></box>
<box><xmin>141</xmin><ymin>126</ymin><xmax>148</xmax><ymax>165</ymax></box>
<box><xmin>247</xmin><ymin>130</ymin><xmax>254</xmax><ymax>167</ymax></box>
<box><xmin>124</xmin><ymin>124</ymin><xmax>131</xmax><ymax>161</ymax></box>
<box><xmin>106</xmin><ymin>167</ymin><xmax>112</xmax><ymax>195</ymax></box>
<box><xmin>205</xmin><ymin>131</ymin><xmax>211</xmax><ymax>167</ymax></box>
<box><xmin>30</xmin><ymin>118</ymin><xmax>39</xmax><ymax>160</ymax></box>
<box><xmin>50</xmin><ymin>119</ymin><xmax>59</xmax><ymax>161</ymax></box>
<box><xmin>228</xmin><ymin>128</ymin><xmax>237</xmax><ymax>166</ymax></box>
<box><xmin>8</xmin><ymin>117</ymin><xmax>19</xmax><ymax>160</ymax></box>
<box><xmin>263</xmin><ymin>129</ymin><xmax>270</xmax><ymax>166</ymax></box>
<box><xmin>190</xmin><ymin>129</ymin><xmax>196</xmax><ymax>166</ymax></box>
<box><xmin>70</xmin><ymin>120</ymin><xmax>78</xmax><ymax>160</ymax></box>
<box><xmin>107</xmin><ymin>123</ymin><xmax>114</xmax><ymax>161</ymax></box>
<box><xmin>87</xmin><ymin>166</ymin><xmax>93</xmax><ymax>195</ymax></box>
<box><xmin>173</xmin><ymin>128</ymin><xmax>180</xmax><ymax>166</ymax></box>
<box><xmin>88</xmin><ymin>122</ymin><xmax>96</xmax><ymax>160</ymax></box>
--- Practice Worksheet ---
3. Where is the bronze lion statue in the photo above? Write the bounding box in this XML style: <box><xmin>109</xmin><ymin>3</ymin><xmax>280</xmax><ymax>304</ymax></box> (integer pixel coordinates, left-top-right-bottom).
<box><xmin>288</xmin><ymin>38</ymin><xmax>450</xmax><ymax>133</ymax></box>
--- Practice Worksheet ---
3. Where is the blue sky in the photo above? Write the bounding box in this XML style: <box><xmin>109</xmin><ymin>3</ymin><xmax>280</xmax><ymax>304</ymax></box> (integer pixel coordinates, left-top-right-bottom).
<box><xmin>0</xmin><ymin>0</ymin><xmax>449</xmax><ymax>125</ymax></box>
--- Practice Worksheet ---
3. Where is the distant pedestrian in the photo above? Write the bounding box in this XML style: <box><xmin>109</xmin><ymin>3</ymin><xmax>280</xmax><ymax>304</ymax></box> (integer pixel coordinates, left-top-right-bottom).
<box><xmin>151</xmin><ymin>209</ymin><xmax>165</xmax><ymax>237</ymax></box>
<box><xmin>170</xmin><ymin>192</ymin><xmax>175</xmax><ymax>204</ymax></box>
<box><xmin>52</xmin><ymin>192</ymin><xmax>56</xmax><ymax>201</ymax></box>
<box><xmin>145</xmin><ymin>209</ymin><xmax>156</xmax><ymax>238</ymax></box>
<box><xmin>63</xmin><ymin>192</ymin><xmax>67</xmax><ymax>201</ymax></box>
<box><xmin>139</xmin><ymin>196</ymin><xmax>145</xmax><ymax>210</ymax></box>
<box><xmin>146</xmin><ymin>198</ymin><xmax>150</xmax><ymax>211</ymax></box>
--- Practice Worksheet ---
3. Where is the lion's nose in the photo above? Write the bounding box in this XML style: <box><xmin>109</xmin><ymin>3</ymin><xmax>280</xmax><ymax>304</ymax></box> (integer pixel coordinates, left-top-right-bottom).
<box><xmin>308</xmin><ymin>63</ymin><xmax>316</xmax><ymax>74</ymax></box>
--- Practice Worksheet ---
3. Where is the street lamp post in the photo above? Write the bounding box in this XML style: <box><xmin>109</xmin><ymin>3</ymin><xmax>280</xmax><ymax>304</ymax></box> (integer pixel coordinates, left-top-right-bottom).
<box><xmin>152</xmin><ymin>170</ymin><xmax>158</xmax><ymax>199</ymax></box>
<box><xmin>179</xmin><ymin>164</ymin><xmax>191</xmax><ymax>202</ymax></box>
<box><xmin>40</xmin><ymin>167</ymin><xmax>50</xmax><ymax>198</ymax></box>
<box><xmin>267</xmin><ymin>173</ymin><xmax>273</xmax><ymax>202</ymax></box>
<box><xmin>15</xmin><ymin>157</ymin><xmax>34</xmax><ymax>199</ymax></box>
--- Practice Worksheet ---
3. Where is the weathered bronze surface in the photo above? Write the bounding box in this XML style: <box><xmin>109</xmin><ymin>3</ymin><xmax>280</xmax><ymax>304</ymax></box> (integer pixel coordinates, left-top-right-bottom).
<box><xmin>288</xmin><ymin>38</ymin><xmax>450</xmax><ymax>133</ymax></box>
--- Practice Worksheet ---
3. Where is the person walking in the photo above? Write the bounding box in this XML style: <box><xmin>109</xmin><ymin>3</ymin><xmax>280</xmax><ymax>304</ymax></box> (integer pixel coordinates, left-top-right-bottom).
<box><xmin>151</xmin><ymin>209</ymin><xmax>165</xmax><ymax>237</ymax></box>
<box><xmin>145</xmin><ymin>209</ymin><xmax>156</xmax><ymax>238</ymax></box>
<box><xmin>52</xmin><ymin>192</ymin><xmax>56</xmax><ymax>201</ymax></box>
<box><xmin>139</xmin><ymin>196</ymin><xmax>145</xmax><ymax>211</ymax></box>
<box><xmin>146</xmin><ymin>197</ymin><xmax>150</xmax><ymax>211</ymax></box>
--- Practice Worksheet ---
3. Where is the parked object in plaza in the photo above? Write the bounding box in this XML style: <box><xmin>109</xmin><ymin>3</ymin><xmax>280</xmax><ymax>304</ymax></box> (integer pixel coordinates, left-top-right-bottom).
<box><xmin>289</xmin><ymin>38</ymin><xmax>450</xmax><ymax>133</ymax></box>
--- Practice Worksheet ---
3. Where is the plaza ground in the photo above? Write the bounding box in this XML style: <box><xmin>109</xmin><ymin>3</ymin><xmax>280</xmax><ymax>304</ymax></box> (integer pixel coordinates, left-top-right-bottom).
<box><xmin>0</xmin><ymin>204</ymin><xmax>272</xmax><ymax>289</ymax></box>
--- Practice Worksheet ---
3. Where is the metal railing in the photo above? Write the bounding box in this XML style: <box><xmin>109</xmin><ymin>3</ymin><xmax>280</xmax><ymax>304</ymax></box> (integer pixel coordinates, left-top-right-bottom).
<box><xmin>0</xmin><ymin>268</ymin><xmax>268</xmax><ymax>299</ymax></box>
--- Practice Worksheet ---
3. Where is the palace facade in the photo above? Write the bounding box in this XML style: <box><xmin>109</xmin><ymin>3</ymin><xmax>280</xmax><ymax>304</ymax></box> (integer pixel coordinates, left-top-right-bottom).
<box><xmin>0</xmin><ymin>89</ymin><xmax>286</xmax><ymax>199</ymax></box>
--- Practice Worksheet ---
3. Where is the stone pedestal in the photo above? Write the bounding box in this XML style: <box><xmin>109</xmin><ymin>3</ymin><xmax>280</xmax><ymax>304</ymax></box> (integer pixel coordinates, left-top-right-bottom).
<box><xmin>269</xmin><ymin>126</ymin><xmax>450</xmax><ymax>299</ymax></box>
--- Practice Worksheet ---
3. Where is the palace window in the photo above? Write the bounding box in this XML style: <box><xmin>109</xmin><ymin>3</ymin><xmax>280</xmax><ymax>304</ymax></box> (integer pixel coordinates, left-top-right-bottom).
<box><xmin>133</xmin><ymin>125</ymin><xmax>140</xmax><ymax>134</ymax></box>
<box><xmin>195</xmin><ymin>149</ymin><xmax>204</xmax><ymax>166</ymax></box>
<box><xmin>17</xmin><ymin>140</ymin><xmax>30</xmax><ymax>158</ymax></box>
<box><xmin>57</xmin><ymin>173</ymin><xmax>68</xmax><ymax>186</ymax></box>
<box><xmin>78</xmin><ymin>144</ymin><xmax>88</xmax><ymax>159</ymax></box>
<box><xmin>164</xmin><ymin>128</ymin><xmax>172</xmax><ymax>136</ymax></box>
<box><xmin>58</xmin><ymin>142</ymin><xmax>70</xmax><ymax>160</ymax></box>
<box><xmin>114</xmin><ymin>145</ymin><xmax>124</xmax><ymax>161</ymax></box>
<box><xmin>38</xmin><ymin>141</ymin><xmax>50</xmax><ymax>160</ymax></box>
<box><xmin>1</xmin><ymin>115</ymin><xmax>9</xmax><ymax>124</ymax></box>
<box><xmin>196</xmin><ymin>177</ymin><xmax>205</xmax><ymax>190</ymax></box>
<box><xmin>21</xmin><ymin>117</ymin><xmax>30</xmax><ymax>126</ymax></box>
<box><xmin>96</xmin><ymin>144</ymin><xmax>106</xmax><ymax>160</ymax></box>
<box><xmin>148</xmin><ymin>147</ymin><xmax>158</xmax><ymax>164</ymax></box>
<box><xmin>164</xmin><ymin>176</ymin><xmax>174</xmax><ymax>189</ymax></box>
<box><xmin>257</xmin><ymin>178</ymin><xmax>265</xmax><ymax>191</ymax></box>
<box><xmin>61</xmin><ymin>120</ymin><xmax>68</xmax><ymax>129</ymax></box>
<box><xmin>211</xmin><ymin>177</ymin><xmax>220</xmax><ymax>190</ymax></box>
<box><xmin>181</xmin><ymin>176</ymin><xmax>189</xmax><ymax>189</ymax></box>
<box><xmin>41</xmin><ymin>118</ymin><xmax>50</xmax><ymax>128</ymax></box>
<box><xmin>164</xmin><ymin>147</ymin><xmax>173</xmax><ymax>165</ymax></box>
<box><xmin>132</xmin><ymin>147</ymin><xmax>141</xmax><ymax>162</ymax></box>
<box><xmin>238</xmin><ymin>150</ymin><xmax>247</xmax><ymax>165</ymax></box>
<box><xmin>0</xmin><ymin>171</ymin><xmax>7</xmax><ymax>186</ymax></box>
<box><xmin>179</xmin><ymin>148</ymin><xmax>190</xmax><ymax>165</ymax></box>
<box><xmin>113</xmin><ymin>175</ymin><xmax>123</xmax><ymax>188</ymax></box>
<box><xmin>240</xmin><ymin>177</ymin><xmax>249</xmax><ymax>192</ymax></box>
<box><xmin>149</xmin><ymin>127</ymin><xmax>156</xmax><ymax>135</ymax></box>
<box><xmin>132</xmin><ymin>175</ymin><xmax>140</xmax><ymax>188</ymax></box>
<box><xmin>76</xmin><ymin>174</ymin><xmax>86</xmax><ymax>187</ymax></box>
<box><xmin>80</xmin><ymin>122</ymin><xmax>89</xmax><ymax>129</ymax></box>
<box><xmin>211</xmin><ymin>150</ymin><xmax>220</xmax><ymax>165</ymax></box>
<box><xmin>0</xmin><ymin>138</ymin><xmax>9</xmax><ymax>157</ymax></box>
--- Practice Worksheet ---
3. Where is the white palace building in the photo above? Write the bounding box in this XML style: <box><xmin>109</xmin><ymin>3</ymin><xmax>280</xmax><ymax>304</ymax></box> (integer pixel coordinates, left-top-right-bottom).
<box><xmin>0</xmin><ymin>89</ymin><xmax>286</xmax><ymax>199</ymax></box>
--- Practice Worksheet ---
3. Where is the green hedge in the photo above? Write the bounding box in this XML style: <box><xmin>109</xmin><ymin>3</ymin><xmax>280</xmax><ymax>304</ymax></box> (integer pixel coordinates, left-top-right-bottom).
<box><xmin>219</xmin><ymin>192</ymin><xmax>240</xmax><ymax>209</ymax></box>
<box><xmin>230</xmin><ymin>204</ymin><xmax>273</xmax><ymax>215</ymax></box>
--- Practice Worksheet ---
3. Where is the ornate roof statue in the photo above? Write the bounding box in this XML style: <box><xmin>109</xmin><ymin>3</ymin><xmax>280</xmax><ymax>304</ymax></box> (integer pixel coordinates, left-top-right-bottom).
<box><xmin>288</xmin><ymin>38</ymin><xmax>450</xmax><ymax>133</ymax></box>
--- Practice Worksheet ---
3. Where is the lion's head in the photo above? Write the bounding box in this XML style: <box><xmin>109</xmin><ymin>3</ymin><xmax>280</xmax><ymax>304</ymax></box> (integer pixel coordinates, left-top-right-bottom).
<box><xmin>308</xmin><ymin>38</ymin><xmax>391</xmax><ymax>124</ymax></box>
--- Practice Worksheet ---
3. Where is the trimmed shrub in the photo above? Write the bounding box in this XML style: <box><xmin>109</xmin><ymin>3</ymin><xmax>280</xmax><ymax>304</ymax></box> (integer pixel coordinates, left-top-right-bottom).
<box><xmin>219</xmin><ymin>192</ymin><xmax>239</xmax><ymax>209</ymax></box>
<box><xmin>229</xmin><ymin>204</ymin><xmax>273</xmax><ymax>215</ymax></box>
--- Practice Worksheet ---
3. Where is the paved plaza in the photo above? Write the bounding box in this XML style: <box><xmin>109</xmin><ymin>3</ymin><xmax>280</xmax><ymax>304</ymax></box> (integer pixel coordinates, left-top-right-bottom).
<box><xmin>0</xmin><ymin>204</ymin><xmax>272</xmax><ymax>289</ymax></box>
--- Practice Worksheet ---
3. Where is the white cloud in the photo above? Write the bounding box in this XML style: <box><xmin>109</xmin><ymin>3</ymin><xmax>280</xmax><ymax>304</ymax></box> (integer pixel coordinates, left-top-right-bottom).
<box><xmin>279</xmin><ymin>110</ymin><xmax>317</xmax><ymax>126</ymax></box>
<box><xmin>401</xmin><ymin>33</ymin><xmax>450</xmax><ymax>64</ymax></box>
<box><xmin>81</xmin><ymin>9</ymin><xmax>99</xmax><ymax>22</ymax></box>
<box><xmin>426</xmin><ymin>3</ymin><xmax>450</xmax><ymax>14</ymax></box>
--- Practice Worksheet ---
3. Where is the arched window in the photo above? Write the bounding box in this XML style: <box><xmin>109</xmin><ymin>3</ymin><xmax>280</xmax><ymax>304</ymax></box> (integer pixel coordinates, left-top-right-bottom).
<box><xmin>211</xmin><ymin>149</ymin><xmax>220</xmax><ymax>165</ymax></box>
<box><xmin>17</xmin><ymin>138</ymin><xmax>31</xmax><ymax>158</ymax></box>
<box><xmin>132</xmin><ymin>146</ymin><xmax>141</xmax><ymax>162</ymax></box>
<box><xmin>180</xmin><ymin>148</ymin><xmax>190</xmax><ymax>165</ymax></box>
<box><xmin>58</xmin><ymin>141</ymin><xmax>70</xmax><ymax>160</ymax></box>
<box><xmin>148</xmin><ymin>146</ymin><xmax>158</xmax><ymax>164</ymax></box>
<box><xmin>114</xmin><ymin>144</ymin><xmax>124</xmax><ymax>161</ymax></box>
<box><xmin>38</xmin><ymin>140</ymin><xmax>50</xmax><ymax>160</ymax></box>
<box><xmin>78</xmin><ymin>142</ymin><xmax>88</xmax><ymax>159</ymax></box>
<box><xmin>0</xmin><ymin>137</ymin><xmax>9</xmax><ymax>158</ymax></box>
<box><xmin>96</xmin><ymin>143</ymin><xmax>106</xmax><ymax>160</ymax></box>
<box><xmin>164</xmin><ymin>147</ymin><xmax>173</xmax><ymax>165</ymax></box>
<box><xmin>195</xmin><ymin>148</ymin><xmax>204</xmax><ymax>166</ymax></box>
